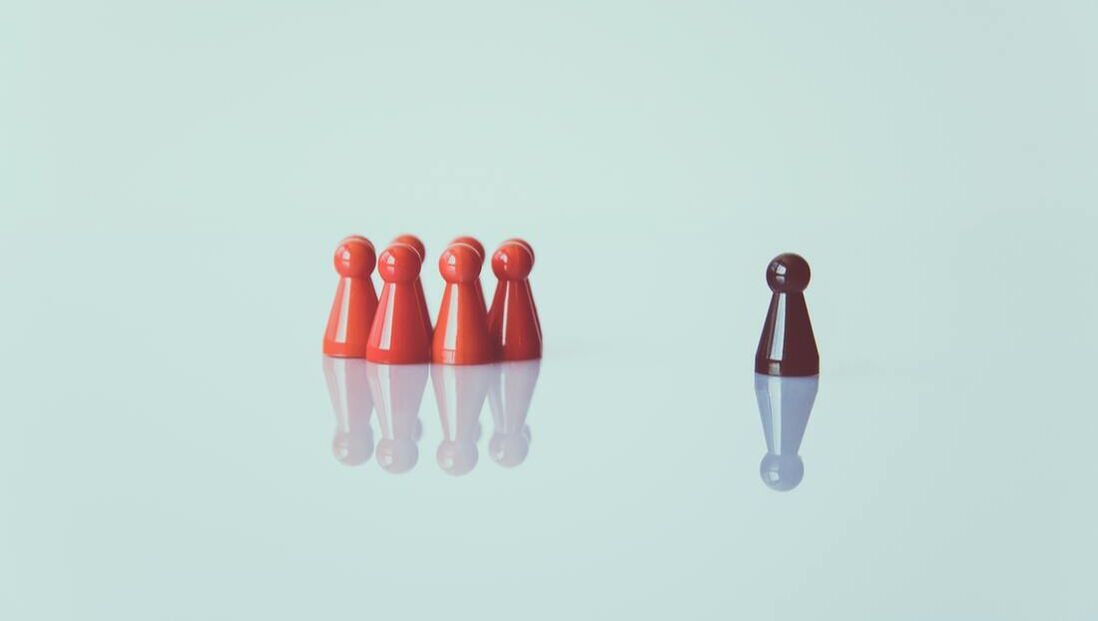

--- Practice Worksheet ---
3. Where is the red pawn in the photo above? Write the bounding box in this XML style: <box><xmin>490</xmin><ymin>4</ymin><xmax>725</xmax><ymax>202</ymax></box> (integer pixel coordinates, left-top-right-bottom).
<box><xmin>500</xmin><ymin>237</ymin><xmax>540</xmax><ymax>331</ymax></box>
<box><xmin>450</xmin><ymin>235</ymin><xmax>485</xmax><ymax>260</ymax></box>
<box><xmin>433</xmin><ymin>243</ymin><xmax>495</xmax><ymax>364</ymax></box>
<box><xmin>391</xmin><ymin>233</ymin><xmax>426</xmax><ymax>260</ymax></box>
<box><xmin>501</xmin><ymin>237</ymin><xmax>535</xmax><ymax>263</ymax></box>
<box><xmin>323</xmin><ymin>236</ymin><xmax>378</xmax><ymax>357</ymax></box>
<box><xmin>450</xmin><ymin>235</ymin><xmax>487</xmax><ymax>311</ymax></box>
<box><xmin>487</xmin><ymin>240</ymin><xmax>542</xmax><ymax>360</ymax></box>
<box><xmin>366</xmin><ymin>243</ymin><xmax>433</xmax><ymax>364</ymax></box>
<box><xmin>391</xmin><ymin>234</ymin><xmax>433</xmax><ymax>339</ymax></box>
<box><xmin>432</xmin><ymin>363</ymin><xmax>494</xmax><ymax>475</ymax></box>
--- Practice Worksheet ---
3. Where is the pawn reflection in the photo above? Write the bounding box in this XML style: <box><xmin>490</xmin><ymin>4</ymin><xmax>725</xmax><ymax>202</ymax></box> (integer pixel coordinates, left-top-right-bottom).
<box><xmin>431</xmin><ymin>364</ymin><xmax>494</xmax><ymax>475</ymax></box>
<box><xmin>488</xmin><ymin>360</ymin><xmax>541</xmax><ymax>468</ymax></box>
<box><xmin>322</xmin><ymin>357</ymin><xmax>374</xmax><ymax>466</ymax></box>
<box><xmin>755</xmin><ymin>373</ymin><xmax>818</xmax><ymax>491</ymax></box>
<box><xmin>368</xmin><ymin>363</ymin><xmax>428</xmax><ymax>474</ymax></box>
<box><xmin>322</xmin><ymin>358</ymin><xmax>542</xmax><ymax>475</ymax></box>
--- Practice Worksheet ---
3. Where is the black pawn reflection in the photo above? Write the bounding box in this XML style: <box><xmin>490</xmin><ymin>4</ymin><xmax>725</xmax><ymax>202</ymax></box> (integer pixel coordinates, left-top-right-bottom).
<box><xmin>431</xmin><ymin>364</ymin><xmax>495</xmax><ymax>476</ymax></box>
<box><xmin>322</xmin><ymin>357</ymin><xmax>375</xmax><ymax>466</ymax></box>
<box><xmin>367</xmin><ymin>363</ymin><xmax>428</xmax><ymax>474</ymax></box>
<box><xmin>755</xmin><ymin>373</ymin><xmax>818</xmax><ymax>491</ymax></box>
<box><xmin>487</xmin><ymin>360</ymin><xmax>541</xmax><ymax>468</ymax></box>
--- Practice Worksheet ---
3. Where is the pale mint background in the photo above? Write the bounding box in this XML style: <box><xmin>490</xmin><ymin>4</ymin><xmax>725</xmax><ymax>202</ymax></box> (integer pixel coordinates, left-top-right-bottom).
<box><xmin>2</xmin><ymin>2</ymin><xmax>1096</xmax><ymax>620</ymax></box>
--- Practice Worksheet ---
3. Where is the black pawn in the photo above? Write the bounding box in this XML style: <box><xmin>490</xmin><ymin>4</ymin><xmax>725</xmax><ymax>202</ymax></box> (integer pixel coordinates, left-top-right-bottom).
<box><xmin>755</xmin><ymin>253</ymin><xmax>819</xmax><ymax>376</ymax></box>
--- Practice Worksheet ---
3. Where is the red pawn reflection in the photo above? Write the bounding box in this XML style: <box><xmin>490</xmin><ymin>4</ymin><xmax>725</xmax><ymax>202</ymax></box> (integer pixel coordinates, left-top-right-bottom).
<box><xmin>367</xmin><ymin>362</ymin><xmax>427</xmax><ymax>474</ymax></box>
<box><xmin>323</xmin><ymin>236</ymin><xmax>378</xmax><ymax>357</ymax></box>
<box><xmin>432</xmin><ymin>363</ymin><xmax>494</xmax><ymax>476</ymax></box>
<box><xmin>367</xmin><ymin>243</ymin><xmax>433</xmax><ymax>364</ymax></box>
<box><xmin>487</xmin><ymin>360</ymin><xmax>540</xmax><ymax>468</ymax></box>
<box><xmin>433</xmin><ymin>243</ymin><xmax>495</xmax><ymax>365</ymax></box>
<box><xmin>487</xmin><ymin>240</ymin><xmax>542</xmax><ymax>360</ymax></box>
<box><xmin>322</xmin><ymin>357</ymin><xmax>374</xmax><ymax>466</ymax></box>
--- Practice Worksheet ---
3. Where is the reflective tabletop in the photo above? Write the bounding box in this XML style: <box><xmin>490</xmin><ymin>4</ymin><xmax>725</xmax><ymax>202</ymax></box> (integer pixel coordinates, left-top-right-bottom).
<box><xmin>4</xmin><ymin>1</ymin><xmax>1098</xmax><ymax>618</ymax></box>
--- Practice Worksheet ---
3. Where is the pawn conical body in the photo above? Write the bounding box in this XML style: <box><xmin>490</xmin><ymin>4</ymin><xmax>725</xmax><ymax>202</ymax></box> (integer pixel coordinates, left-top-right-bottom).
<box><xmin>433</xmin><ymin>282</ymin><xmax>494</xmax><ymax>364</ymax></box>
<box><xmin>391</xmin><ymin>234</ymin><xmax>434</xmax><ymax>339</ymax></box>
<box><xmin>367</xmin><ymin>244</ymin><xmax>433</xmax><ymax>364</ymax></box>
<box><xmin>488</xmin><ymin>241</ymin><xmax>542</xmax><ymax>361</ymax></box>
<box><xmin>755</xmin><ymin>253</ymin><xmax>818</xmax><ymax>376</ymax></box>
<box><xmin>433</xmin><ymin>243</ymin><xmax>495</xmax><ymax>364</ymax></box>
<box><xmin>323</xmin><ymin>237</ymin><xmax>378</xmax><ymax>357</ymax></box>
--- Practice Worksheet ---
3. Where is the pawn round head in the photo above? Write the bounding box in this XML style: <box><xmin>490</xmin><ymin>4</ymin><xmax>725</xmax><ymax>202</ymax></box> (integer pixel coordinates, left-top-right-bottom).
<box><xmin>450</xmin><ymin>236</ymin><xmax>485</xmax><ymax>259</ymax></box>
<box><xmin>333</xmin><ymin>237</ymin><xmax>376</xmax><ymax>277</ymax></box>
<box><xmin>491</xmin><ymin>242</ymin><xmax>534</xmax><ymax>280</ymax></box>
<box><xmin>502</xmin><ymin>238</ymin><xmax>535</xmax><ymax>264</ymax></box>
<box><xmin>438</xmin><ymin>243</ymin><xmax>483</xmax><ymax>284</ymax></box>
<box><xmin>377</xmin><ymin>243</ymin><xmax>422</xmax><ymax>283</ymax></box>
<box><xmin>765</xmin><ymin>253</ymin><xmax>811</xmax><ymax>293</ymax></box>
<box><xmin>391</xmin><ymin>234</ymin><xmax>426</xmax><ymax>260</ymax></box>
<box><xmin>341</xmin><ymin>234</ymin><xmax>372</xmax><ymax>246</ymax></box>
<box><xmin>760</xmin><ymin>453</ymin><xmax>804</xmax><ymax>491</ymax></box>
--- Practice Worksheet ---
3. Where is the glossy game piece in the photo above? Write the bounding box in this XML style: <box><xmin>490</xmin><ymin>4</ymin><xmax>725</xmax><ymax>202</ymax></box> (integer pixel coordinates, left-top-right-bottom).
<box><xmin>391</xmin><ymin>234</ymin><xmax>433</xmax><ymax>339</ymax></box>
<box><xmin>501</xmin><ymin>237</ymin><xmax>535</xmax><ymax>263</ymax></box>
<box><xmin>367</xmin><ymin>362</ymin><xmax>428</xmax><ymax>474</ymax></box>
<box><xmin>487</xmin><ymin>360</ymin><xmax>540</xmax><ymax>468</ymax></box>
<box><xmin>432</xmin><ymin>243</ymin><xmax>496</xmax><ymax>365</ymax></box>
<box><xmin>487</xmin><ymin>240</ymin><xmax>543</xmax><ymax>361</ymax></box>
<box><xmin>755</xmin><ymin>253</ymin><xmax>819</xmax><ymax>376</ymax></box>
<box><xmin>450</xmin><ymin>236</ymin><xmax>488</xmax><ymax>312</ymax></box>
<box><xmin>431</xmin><ymin>363</ymin><xmax>495</xmax><ymax>476</ymax></box>
<box><xmin>449</xmin><ymin>235</ymin><xmax>485</xmax><ymax>260</ymax></box>
<box><xmin>323</xmin><ymin>236</ymin><xmax>378</xmax><ymax>357</ymax></box>
<box><xmin>366</xmin><ymin>243</ymin><xmax>433</xmax><ymax>364</ymax></box>
<box><xmin>391</xmin><ymin>233</ymin><xmax>426</xmax><ymax>260</ymax></box>
<box><xmin>755</xmin><ymin>373</ymin><xmax>819</xmax><ymax>491</ymax></box>
<box><xmin>322</xmin><ymin>356</ymin><xmax>374</xmax><ymax>466</ymax></box>
<box><xmin>497</xmin><ymin>238</ymin><xmax>540</xmax><ymax>330</ymax></box>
